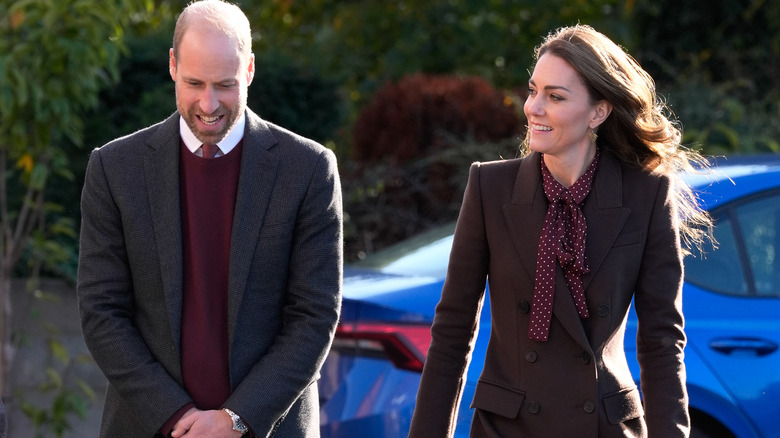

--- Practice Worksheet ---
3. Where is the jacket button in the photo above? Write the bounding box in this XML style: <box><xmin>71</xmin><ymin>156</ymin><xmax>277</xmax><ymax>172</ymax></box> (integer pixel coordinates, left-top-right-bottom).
<box><xmin>525</xmin><ymin>350</ymin><xmax>538</xmax><ymax>363</ymax></box>
<box><xmin>583</xmin><ymin>400</ymin><xmax>596</xmax><ymax>413</ymax></box>
<box><xmin>527</xmin><ymin>401</ymin><xmax>541</xmax><ymax>414</ymax></box>
<box><xmin>519</xmin><ymin>300</ymin><xmax>531</xmax><ymax>313</ymax></box>
<box><xmin>597</xmin><ymin>304</ymin><xmax>610</xmax><ymax>317</ymax></box>
<box><xmin>580</xmin><ymin>352</ymin><xmax>591</xmax><ymax>364</ymax></box>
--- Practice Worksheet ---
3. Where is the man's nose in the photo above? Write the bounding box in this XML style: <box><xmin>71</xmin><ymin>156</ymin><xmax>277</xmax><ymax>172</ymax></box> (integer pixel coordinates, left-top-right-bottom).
<box><xmin>199</xmin><ymin>87</ymin><xmax>220</xmax><ymax>114</ymax></box>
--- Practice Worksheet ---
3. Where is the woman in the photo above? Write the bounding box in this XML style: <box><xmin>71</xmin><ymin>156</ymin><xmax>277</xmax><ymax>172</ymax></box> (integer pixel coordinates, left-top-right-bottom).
<box><xmin>408</xmin><ymin>25</ymin><xmax>709</xmax><ymax>438</ymax></box>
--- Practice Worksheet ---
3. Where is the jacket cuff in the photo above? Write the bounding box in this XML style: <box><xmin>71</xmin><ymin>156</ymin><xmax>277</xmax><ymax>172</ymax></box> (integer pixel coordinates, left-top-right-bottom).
<box><xmin>160</xmin><ymin>403</ymin><xmax>195</xmax><ymax>437</ymax></box>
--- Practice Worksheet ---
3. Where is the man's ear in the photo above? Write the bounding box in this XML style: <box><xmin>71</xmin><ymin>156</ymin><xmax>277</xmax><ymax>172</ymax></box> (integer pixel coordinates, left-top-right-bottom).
<box><xmin>169</xmin><ymin>48</ymin><xmax>177</xmax><ymax>81</ymax></box>
<box><xmin>246</xmin><ymin>53</ymin><xmax>255</xmax><ymax>86</ymax></box>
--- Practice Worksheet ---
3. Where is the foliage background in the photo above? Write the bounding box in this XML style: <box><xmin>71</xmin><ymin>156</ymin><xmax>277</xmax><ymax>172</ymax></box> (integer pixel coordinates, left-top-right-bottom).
<box><xmin>69</xmin><ymin>0</ymin><xmax>780</xmax><ymax>263</ymax></box>
<box><xmin>8</xmin><ymin>0</ymin><xmax>780</xmax><ymax>270</ymax></box>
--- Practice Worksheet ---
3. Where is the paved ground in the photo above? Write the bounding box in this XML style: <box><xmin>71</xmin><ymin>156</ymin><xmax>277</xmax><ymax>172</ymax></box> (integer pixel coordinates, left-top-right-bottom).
<box><xmin>5</xmin><ymin>279</ymin><xmax>105</xmax><ymax>437</ymax></box>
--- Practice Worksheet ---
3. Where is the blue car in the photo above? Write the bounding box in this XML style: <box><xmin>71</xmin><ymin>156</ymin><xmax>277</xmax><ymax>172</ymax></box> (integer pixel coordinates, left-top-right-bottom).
<box><xmin>319</xmin><ymin>154</ymin><xmax>780</xmax><ymax>438</ymax></box>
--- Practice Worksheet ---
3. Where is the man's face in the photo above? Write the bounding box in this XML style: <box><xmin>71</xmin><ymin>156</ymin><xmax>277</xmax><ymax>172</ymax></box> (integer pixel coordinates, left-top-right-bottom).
<box><xmin>169</xmin><ymin>27</ymin><xmax>254</xmax><ymax>145</ymax></box>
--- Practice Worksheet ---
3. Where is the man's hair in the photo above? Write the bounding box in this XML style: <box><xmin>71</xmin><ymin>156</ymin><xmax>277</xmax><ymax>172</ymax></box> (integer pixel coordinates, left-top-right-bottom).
<box><xmin>172</xmin><ymin>0</ymin><xmax>252</xmax><ymax>61</ymax></box>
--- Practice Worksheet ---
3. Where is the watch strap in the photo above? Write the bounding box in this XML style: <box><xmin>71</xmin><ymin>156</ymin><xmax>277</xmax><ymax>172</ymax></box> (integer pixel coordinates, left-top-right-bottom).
<box><xmin>222</xmin><ymin>408</ymin><xmax>249</xmax><ymax>434</ymax></box>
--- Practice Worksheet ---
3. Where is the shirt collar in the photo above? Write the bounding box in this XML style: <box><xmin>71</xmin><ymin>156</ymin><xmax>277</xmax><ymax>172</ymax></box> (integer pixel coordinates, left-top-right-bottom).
<box><xmin>179</xmin><ymin>112</ymin><xmax>246</xmax><ymax>156</ymax></box>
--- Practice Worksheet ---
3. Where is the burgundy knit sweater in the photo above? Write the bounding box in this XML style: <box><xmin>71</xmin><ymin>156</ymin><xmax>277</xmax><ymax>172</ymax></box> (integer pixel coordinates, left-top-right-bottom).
<box><xmin>179</xmin><ymin>141</ymin><xmax>243</xmax><ymax>408</ymax></box>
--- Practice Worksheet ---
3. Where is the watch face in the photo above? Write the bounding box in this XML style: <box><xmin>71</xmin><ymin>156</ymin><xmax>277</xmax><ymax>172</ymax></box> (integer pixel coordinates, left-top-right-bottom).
<box><xmin>234</xmin><ymin>418</ymin><xmax>248</xmax><ymax>434</ymax></box>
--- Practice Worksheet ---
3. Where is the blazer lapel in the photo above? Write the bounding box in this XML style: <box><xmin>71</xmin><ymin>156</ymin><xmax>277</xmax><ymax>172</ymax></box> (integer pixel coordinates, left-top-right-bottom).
<box><xmin>581</xmin><ymin>151</ymin><xmax>631</xmax><ymax>291</ymax></box>
<box><xmin>502</xmin><ymin>152</ymin><xmax>546</xmax><ymax>284</ymax></box>
<box><xmin>144</xmin><ymin>113</ymin><xmax>185</xmax><ymax>351</ymax></box>
<box><xmin>226</xmin><ymin>110</ymin><xmax>280</xmax><ymax>344</ymax></box>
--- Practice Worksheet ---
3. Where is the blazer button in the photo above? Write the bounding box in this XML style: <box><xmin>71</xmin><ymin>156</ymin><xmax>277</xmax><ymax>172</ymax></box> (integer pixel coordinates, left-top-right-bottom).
<box><xmin>525</xmin><ymin>350</ymin><xmax>538</xmax><ymax>363</ymax></box>
<box><xmin>527</xmin><ymin>401</ymin><xmax>541</xmax><ymax>414</ymax></box>
<box><xmin>519</xmin><ymin>300</ymin><xmax>531</xmax><ymax>313</ymax></box>
<box><xmin>597</xmin><ymin>304</ymin><xmax>610</xmax><ymax>317</ymax></box>
<box><xmin>580</xmin><ymin>352</ymin><xmax>591</xmax><ymax>364</ymax></box>
<box><xmin>583</xmin><ymin>400</ymin><xmax>596</xmax><ymax>413</ymax></box>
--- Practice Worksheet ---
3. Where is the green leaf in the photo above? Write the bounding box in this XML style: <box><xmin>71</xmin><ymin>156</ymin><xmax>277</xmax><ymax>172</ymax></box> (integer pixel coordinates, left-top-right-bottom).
<box><xmin>48</xmin><ymin>339</ymin><xmax>70</xmax><ymax>365</ymax></box>
<box><xmin>29</xmin><ymin>162</ymin><xmax>49</xmax><ymax>190</ymax></box>
<box><xmin>76</xmin><ymin>378</ymin><xmax>97</xmax><ymax>401</ymax></box>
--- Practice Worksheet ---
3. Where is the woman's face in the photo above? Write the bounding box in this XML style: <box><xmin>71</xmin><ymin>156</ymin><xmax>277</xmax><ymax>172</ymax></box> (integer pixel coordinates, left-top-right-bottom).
<box><xmin>524</xmin><ymin>53</ymin><xmax>604</xmax><ymax>160</ymax></box>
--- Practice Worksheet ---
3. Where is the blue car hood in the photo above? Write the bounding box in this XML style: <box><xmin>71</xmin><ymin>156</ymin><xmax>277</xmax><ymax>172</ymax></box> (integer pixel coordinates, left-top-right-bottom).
<box><xmin>342</xmin><ymin>267</ymin><xmax>444</xmax><ymax>317</ymax></box>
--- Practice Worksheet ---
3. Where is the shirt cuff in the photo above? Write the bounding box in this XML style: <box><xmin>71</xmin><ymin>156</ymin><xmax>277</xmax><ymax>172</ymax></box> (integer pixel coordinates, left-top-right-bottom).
<box><xmin>160</xmin><ymin>403</ymin><xmax>195</xmax><ymax>437</ymax></box>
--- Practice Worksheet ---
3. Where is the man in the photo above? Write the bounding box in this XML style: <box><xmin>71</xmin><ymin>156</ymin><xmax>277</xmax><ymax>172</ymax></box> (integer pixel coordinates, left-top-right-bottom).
<box><xmin>77</xmin><ymin>1</ymin><xmax>342</xmax><ymax>437</ymax></box>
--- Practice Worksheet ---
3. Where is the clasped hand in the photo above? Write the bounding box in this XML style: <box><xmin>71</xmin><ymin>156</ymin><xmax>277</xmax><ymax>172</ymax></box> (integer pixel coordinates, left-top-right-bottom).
<box><xmin>171</xmin><ymin>408</ymin><xmax>243</xmax><ymax>438</ymax></box>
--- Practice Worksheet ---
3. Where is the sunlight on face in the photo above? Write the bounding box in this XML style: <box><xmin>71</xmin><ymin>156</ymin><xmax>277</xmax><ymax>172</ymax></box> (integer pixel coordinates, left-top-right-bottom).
<box><xmin>170</xmin><ymin>25</ymin><xmax>254</xmax><ymax>145</ymax></box>
<box><xmin>524</xmin><ymin>54</ymin><xmax>600</xmax><ymax>161</ymax></box>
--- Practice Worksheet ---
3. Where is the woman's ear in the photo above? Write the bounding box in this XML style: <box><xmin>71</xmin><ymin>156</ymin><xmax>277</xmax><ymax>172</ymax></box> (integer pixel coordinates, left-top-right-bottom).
<box><xmin>591</xmin><ymin>100</ymin><xmax>613</xmax><ymax>129</ymax></box>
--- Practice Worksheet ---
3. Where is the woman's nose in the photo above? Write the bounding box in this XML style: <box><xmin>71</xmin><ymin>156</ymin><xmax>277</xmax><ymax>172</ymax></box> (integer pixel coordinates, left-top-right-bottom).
<box><xmin>525</xmin><ymin>95</ymin><xmax>544</xmax><ymax>117</ymax></box>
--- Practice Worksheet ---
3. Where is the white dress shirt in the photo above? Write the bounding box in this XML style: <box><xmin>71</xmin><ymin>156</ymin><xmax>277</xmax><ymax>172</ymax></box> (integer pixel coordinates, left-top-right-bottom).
<box><xmin>179</xmin><ymin>113</ymin><xmax>246</xmax><ymax>157</ymax></box>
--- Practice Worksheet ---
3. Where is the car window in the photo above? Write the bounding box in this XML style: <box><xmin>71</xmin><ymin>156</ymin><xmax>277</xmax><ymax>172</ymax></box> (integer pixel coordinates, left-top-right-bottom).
<box><xmin>733</xmin><ymin>192</ymin><xmax>780</xmax><ymax>297</ymax></box>
<box><xmin>685</xmin><ymin>214</ymin><xmax>748</xmax><ymax>295</ymax></box>
<box><xmin>685</xmin><ymin>190</ymin><xmax>780</xmax><ymax>298</ymax></box>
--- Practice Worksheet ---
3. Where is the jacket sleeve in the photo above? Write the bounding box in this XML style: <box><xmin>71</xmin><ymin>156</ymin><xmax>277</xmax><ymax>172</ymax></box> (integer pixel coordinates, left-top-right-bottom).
<box><xmin>409</xmin><ymin>162</ymin><xmax>490</xmax><ymax>438</ymax></box>
<box><xmin>633</xmin><ymin>174</ymin><xmax>690</xmax><ymax>437</ymax></box>
<box><xmin>77</xmin><ymin>148</ymin><xmax>193</xmax><ymax>435</ymax></box>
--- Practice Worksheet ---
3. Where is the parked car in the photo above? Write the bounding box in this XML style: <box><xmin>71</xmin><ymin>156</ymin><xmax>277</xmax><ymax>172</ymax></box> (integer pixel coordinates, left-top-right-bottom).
<box><xmin>319</xmin><ymin>155</ymin><xmax>780</xmax><ymax>438</ymax></box>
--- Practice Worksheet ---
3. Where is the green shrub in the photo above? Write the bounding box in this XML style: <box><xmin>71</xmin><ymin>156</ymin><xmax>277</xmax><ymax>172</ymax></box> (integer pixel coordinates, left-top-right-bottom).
<box><xmin>248</xmin><ymin>50</ymin><xmax>345</xmax><ymax>147</ymax></box>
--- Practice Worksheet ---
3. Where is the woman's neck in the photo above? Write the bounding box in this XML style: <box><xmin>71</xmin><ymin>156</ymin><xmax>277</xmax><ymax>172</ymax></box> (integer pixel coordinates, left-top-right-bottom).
<box><xmin>543</xmin><ymin>144</ymin><xmax>597</xmax><ymax>188</ymax></box>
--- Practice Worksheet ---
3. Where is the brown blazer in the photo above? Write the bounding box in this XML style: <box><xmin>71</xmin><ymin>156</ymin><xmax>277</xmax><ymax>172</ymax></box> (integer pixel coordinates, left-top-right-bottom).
<box><xmin>409</xmin><ymin>151</ymin><xmax>689</xmax><ymax>437</ymax></box>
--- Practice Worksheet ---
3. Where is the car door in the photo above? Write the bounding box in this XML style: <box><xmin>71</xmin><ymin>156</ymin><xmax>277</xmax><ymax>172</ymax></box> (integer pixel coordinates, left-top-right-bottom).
<box><xmin>683</xmin><ymin>189</ymin><xmax>780</xmax><ymax>437</ymax></box>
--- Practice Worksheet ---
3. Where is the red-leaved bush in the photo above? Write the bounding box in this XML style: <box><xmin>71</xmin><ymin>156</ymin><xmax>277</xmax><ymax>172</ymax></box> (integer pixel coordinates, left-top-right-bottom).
<box><xmin>352</xmin><ymin>73</ymin><xmax>523</xmax><ymax>164</ymax></box>
<box><xmin>342</xmin><ymin>74</ymin><xmax>525</xmax><ymax>261</ymax></box>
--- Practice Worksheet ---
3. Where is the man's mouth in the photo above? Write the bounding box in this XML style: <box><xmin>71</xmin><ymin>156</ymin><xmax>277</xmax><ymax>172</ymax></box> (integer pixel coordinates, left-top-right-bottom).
<box><xmin>198</xmin><ymin>115</ymin><xmax>223</xmax><ymax>126</ymax></box>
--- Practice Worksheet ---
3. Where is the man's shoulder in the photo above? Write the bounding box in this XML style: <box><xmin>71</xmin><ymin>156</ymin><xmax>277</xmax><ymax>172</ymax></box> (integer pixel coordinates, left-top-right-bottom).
<box><xmin>245</xmin><ymin>109</ymin><xmax>330</xmax><ymax>158</ymax></box>
<box><xmin>93</xmin><ymin>113</ymin><xmax>178</xmax><ymax>157</ymax></box>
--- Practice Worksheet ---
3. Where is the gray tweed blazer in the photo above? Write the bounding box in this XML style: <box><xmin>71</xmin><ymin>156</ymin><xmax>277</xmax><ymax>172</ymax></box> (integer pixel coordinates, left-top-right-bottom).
<box><xmin>77</xmin><ymin>109</ymin><xmax>343</xmax><ymax>438</ymax></box>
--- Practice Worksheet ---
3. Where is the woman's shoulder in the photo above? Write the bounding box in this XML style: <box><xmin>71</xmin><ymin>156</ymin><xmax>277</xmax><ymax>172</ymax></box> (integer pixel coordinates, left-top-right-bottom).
<box><xmin>604</xmin><ymin>149</ymin><xmax>670</xmax><ymax>186</ymax></box>
<box><xmin>471</xmin><ymin>153</ymin><xmax>537</xmax><ymax>174</ymax></box>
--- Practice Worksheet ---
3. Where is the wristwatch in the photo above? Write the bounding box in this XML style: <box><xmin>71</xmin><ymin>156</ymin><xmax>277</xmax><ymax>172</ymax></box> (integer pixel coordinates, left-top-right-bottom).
<box><xmin>222</xmin><ymin>408</ymin><xmax>249</xmax><ymax>435</ymax></box>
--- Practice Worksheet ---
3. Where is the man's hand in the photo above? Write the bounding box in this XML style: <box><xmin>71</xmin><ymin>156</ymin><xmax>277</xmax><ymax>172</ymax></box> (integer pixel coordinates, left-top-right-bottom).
<box><xmin>170</xmin><ymin>408</ymin><xmax>242</xmax><ymax>437</ymax></box>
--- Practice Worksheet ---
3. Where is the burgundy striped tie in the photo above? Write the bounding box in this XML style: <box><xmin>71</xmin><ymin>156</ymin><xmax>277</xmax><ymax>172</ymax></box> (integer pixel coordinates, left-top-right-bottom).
<box><xmin>202</xmin><ymin>143</ymin><xmax>220</xmax><ymax>159</ymax></box>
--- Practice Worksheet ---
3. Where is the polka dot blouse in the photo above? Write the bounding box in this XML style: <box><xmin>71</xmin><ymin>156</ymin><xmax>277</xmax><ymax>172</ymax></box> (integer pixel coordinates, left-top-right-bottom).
<box><xmin>529</xmin><ymin>150</ymin><xmax>600</xmax><ymax>342</ymax></box>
